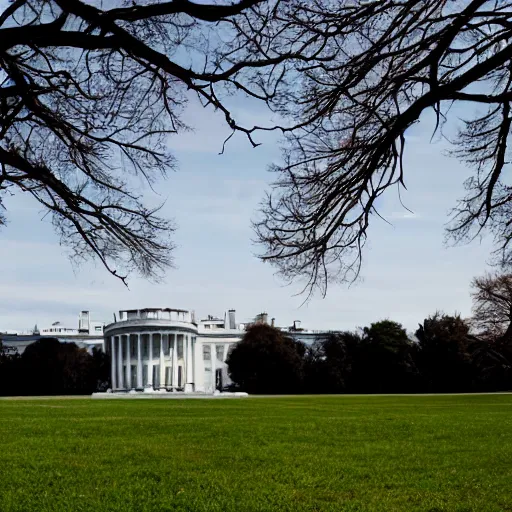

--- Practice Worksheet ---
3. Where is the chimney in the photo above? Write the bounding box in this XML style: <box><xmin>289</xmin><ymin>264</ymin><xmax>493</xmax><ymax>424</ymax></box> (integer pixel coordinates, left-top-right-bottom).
<box><xmin>293</xmin><ymin>320</ymin><xmax>301</xmax><ymax>330</ymax></box>
<box><xmin>228</xmin><ymin>309</ymin><xmax>236</xmax><ymax>329</ymax></box>
<box><xmin>271</xmin><ymin>317</ymin><xmax>275</xmax><ymax>327</ymax></box>
<box><xmin>262</xmin><ymin>312</ymin><xmax>268</xmax><ymax>325</ymax></box>
<box><xmin>78</xmin><ymin>311</ymin><xmax>90</xmax><ymax>333</ymax></box>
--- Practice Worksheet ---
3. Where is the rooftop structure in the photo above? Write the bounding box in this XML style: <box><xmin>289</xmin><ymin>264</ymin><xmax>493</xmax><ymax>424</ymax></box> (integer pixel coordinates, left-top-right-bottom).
<box><xmin>0</xmin><ymin>311</ymin><xmax>105</xmax><ymax>354</ymax></box>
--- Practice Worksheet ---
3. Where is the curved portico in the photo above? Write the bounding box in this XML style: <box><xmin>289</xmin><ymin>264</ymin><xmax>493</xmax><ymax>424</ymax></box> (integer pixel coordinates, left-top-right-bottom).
<box><xmin>104</xmin><ymin>308</ymin><xmax>198</xmax><ymax>392</ymax></box>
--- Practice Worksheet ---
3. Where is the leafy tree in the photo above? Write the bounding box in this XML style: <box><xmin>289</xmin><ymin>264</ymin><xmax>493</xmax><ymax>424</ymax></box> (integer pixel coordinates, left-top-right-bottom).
<box><xmin>352</xmin><ymin>320</ymin><xmax>418</xmax><ymax>393</ymax></box>
<box><xmin>226</xmin><ymin>324</ymin><xmax>305</xmax><ymax>394</ymax></box>
<box><xmin>91</xmin><ymin>346</ymin><xmax>111</xmax><ymax>392</ymax></box>
<box><xmin>471</xmin><ymin>339</ymin><xmax>512</xmax><ymax>391</ymax></box>
<box><xmin>20</xmin><ymin>338</ymin><xmax>100</xmax><ymax>395</ymax></box>
<box><xmin>0</xmin><ymin>340</ymin><xmax>21</xmax><ymax>395</ymax></box>
<box><xmin>304</xmin><ymin>332</ymin><xmax>359</xmax><ymax>394</ymax></box>
<box><xmin>415</xmin><ymin>313</ymin><xmax>477</xmax><ymax>392</ymax></box>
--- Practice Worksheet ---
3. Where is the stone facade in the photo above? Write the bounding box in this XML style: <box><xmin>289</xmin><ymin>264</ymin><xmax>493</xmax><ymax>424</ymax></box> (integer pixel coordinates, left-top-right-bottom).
<box><xmin>104</xmin><ymin>308</ymin><xmax>243</xmax><ymax>393</ymax></box>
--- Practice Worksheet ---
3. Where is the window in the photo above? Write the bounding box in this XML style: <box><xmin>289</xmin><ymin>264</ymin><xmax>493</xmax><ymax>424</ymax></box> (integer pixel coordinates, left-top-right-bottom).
<box><xmin>165</xmin><ymin>366</ymin><xmax>172</xmax><ymax>386</ymax></box>
<box><xmin>143</xmin><ymin>365</ymin><xmax>148</xmax><ymax>386</ymax></box>
<box><xmin>203</xmin><ymin>345</ymin><xmax>211</xmax><ymax>361</ymax></box>
<box><xmin>204</xmin><ymin>324</ymin><xmax>210</xmax><ymax>329</ymax></box>
<box><xmin>142</xmin><ymin>338</ymin><xmax>149</xmax><ymax>357</ymax></box>
<box><xmin>216</xmin><ymin>344</ymin><xmax>225</xmax><ymax>362</ymax></box>
<box><xmin>95</xmin><ymin>326</ymin><xmax>103</xmax><ymax>332</ymax></box>
<box><xmin>162</xmin><ymin>336</ymin><xmax>169</xmax><ymax>354</ymax></box>
<box><xmin>130</xmin><ymin>337</ymin><xmax>137</xmax><ymax>357</ymax></box>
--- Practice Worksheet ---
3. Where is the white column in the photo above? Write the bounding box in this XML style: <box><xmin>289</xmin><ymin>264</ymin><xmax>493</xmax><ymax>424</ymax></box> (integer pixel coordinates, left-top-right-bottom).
<box><xmin>190</xmin><ymin>336</ymin><xmax>197</xmax><ymax>384</ymax></box>
<box><xmin>185</xmin><ymin>335</ymin><xmax>193</xmax><ymax>392</ymax></box>
<box><xmin>137</xmin><ymin>333</ymin><xmax>142</xmax><ymax>389</ymax></box>
<box><xmin>194</xmin><ymin>338</ymin><xmax>205</xmax><ymax>393</ymax></box>
<box><xmin>117</xmin><ymin>336</ymin><xmax>123</xmax><ymax>389</ymax></box>
<box><xmin>147</xmin><ymin>333</ymin><xmax>153</xmax><ymax>389</ymax></box>
<box><xmin>171</xmin><ymin>334</ymin><xmax>178</xmax><ymax>388</ymax></box>
<box><xmin>126</xmin><ymin>335</ymin><xmax>132</xmax><ymax>389</ymax></box>
<box><xmin>110</xmin><ymin>336</ymin><xmax>117</xmax><ymax>390</ymax></box>
<box><xmin>183</xmin><ymin>335</ymin><xmax>188</xmax><ymax>377</ymax></box>
<box><xmin>159</xmin><ymin>333</ymin><xmax>165</xmax><ymax>390</ymax></box>
<box><xmin>211</xmin><ymin>343</ymin><xmax>216</xmax><ymax>393</ymax></box>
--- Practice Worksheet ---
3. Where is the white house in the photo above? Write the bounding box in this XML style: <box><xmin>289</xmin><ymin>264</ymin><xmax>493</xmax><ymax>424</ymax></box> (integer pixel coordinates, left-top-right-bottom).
<box><xmin>103</xmin><ymin>307</ymin><xmax>341</xmax><ymax>394</ymax></box>
<box><xmin>103</xmin><ymin>308</ymin><xmax>243</xmax><ymax>393</ymax></box>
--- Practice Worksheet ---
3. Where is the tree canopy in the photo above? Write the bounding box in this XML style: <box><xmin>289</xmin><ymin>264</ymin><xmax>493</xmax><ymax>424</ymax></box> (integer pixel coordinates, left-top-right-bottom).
<box><xmin>0</xmin><ymin>338</ymin><xmax>109</xmax><ymax>395</ymax></box>
<box><xmin>354</xmin><ymin>320</ymin><xmax>419</xmax><ymax>393</ymax></box>
<box><xmin>303</xmin><ymin>331</ymin><xmax>359</xmax><ymax>393</ymax></box>
<box><xmin>1</xmin><ymin>1</ymin><xmax>512</xmax><ymax>292</ymax></box>
<box><xmin>226</xmin><ymin>323</ymin><xmax>305</xmax><ymax>394</ymax></box>
<box><xmin>415</xmin><ymin>313</ymin><xmax>477</xmax><ymax>392</ymax></box>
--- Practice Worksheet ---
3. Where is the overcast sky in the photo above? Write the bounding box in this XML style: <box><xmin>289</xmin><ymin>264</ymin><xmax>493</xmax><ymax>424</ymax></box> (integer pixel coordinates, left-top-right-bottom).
<box><xmin>0</xmin><ymin>89</ymin><xmax>495</xmax><ymax>335</ymax></box>
<box><xmin>0</xmin><ymin>1</ymin><xmax>496</xmax><ymax>333</ymax></box>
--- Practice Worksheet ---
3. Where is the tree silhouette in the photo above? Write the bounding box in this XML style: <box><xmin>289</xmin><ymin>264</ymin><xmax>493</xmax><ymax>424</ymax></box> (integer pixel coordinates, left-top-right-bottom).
<box><xmin>226</xmin><ymin>323</ymin><xmax>305</xmax><ymax>394</ymax></box>
<box><xmin>253</xmin><ymin>0</ymin><xmax>512</xmax><ymax>295</ymax></box>
<box><xmin>304</xmin><ymin>332</ymin><xmax>359</xmax><ymax>393</ymax></box>
<box><xmin>353</xmin><ymin>320</ymin><xmax>418</xmax><ymax>393</ymax></box>
<box><xmin>415</xmin><ymin>313</ymin><xmax>477</xmax><ymax>392</ymax></box>
<box><xmin>2</xmin><ymin>1</ymin><xmax>512</xmax><ymax>291</ymax></box>
<box><xmin>471</xmin><ymin>273</ymin><xmax>512</xmax><ymax>342</ymax></box>
<box><xmin>0</xmin><ymin>0</ymin><xmax>273</xmax><ymax>282</ymax></box>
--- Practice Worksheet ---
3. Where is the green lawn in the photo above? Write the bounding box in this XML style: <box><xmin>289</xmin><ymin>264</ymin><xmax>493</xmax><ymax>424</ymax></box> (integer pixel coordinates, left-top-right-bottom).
<box><xmin>0</xmin><ymin>395</ymin><xmax>512</xmax><ymax>511</ymax></box>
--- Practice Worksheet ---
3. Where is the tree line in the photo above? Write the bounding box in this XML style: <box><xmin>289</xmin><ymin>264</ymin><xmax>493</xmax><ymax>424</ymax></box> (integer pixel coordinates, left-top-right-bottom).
<box><xmin>0</xmin><ymin>338</ymin><xmax>109</xmax><ymax>396</ymax></box>
<box><xmin>1</xmin><ymin>272</ymin><xmax>512</xmax><ymax>396</ymax></box>
<box><xmin>227</xmin><ymin>273</ymin><xmax>512</xmax><ymax>394</ymax></box>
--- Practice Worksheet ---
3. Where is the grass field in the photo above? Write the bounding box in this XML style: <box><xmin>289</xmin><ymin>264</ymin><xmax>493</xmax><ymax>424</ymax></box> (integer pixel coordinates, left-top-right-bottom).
<box><xmin>0</xmin><ymin>395</ymin><xmax>512</xmax><ymax>512</ymax></box>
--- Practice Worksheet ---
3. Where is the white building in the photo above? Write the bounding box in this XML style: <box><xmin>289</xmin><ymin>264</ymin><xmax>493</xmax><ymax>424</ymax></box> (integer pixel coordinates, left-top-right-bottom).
<box><xmin>104</xmin><ymin>308</ymin><xmax>243</xmax><ymax>393</ymax></box>
<box><xmin>0</xmin><ymin>311</ymin><xmax>105</xmax><ymax>354</ymax></box>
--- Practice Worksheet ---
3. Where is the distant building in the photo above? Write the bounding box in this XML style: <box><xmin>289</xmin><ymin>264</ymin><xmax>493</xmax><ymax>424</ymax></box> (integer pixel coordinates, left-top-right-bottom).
<box><xmin>0</xmin><ymin>311</ymin><xmax>104</xmax><ymax>354</ymax></box>
<box><xmin>104</xmin><ymin>308</ymin><xmax>243</xmax><ymax>393</ymax></box>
